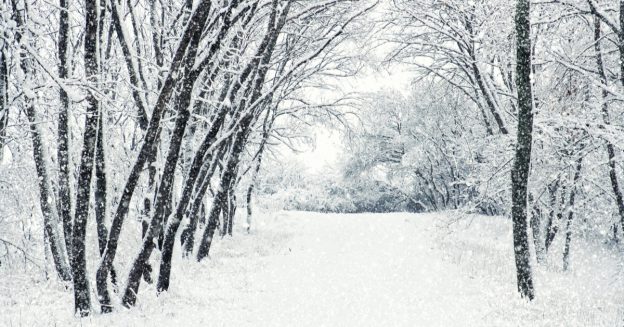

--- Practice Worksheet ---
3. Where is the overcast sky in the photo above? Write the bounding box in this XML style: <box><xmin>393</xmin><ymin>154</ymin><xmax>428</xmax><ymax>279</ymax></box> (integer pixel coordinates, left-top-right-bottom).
<box><xmin>295</xmin><ymin>64</ymin><xmax>414</xmax><ymax>174</ymax></box>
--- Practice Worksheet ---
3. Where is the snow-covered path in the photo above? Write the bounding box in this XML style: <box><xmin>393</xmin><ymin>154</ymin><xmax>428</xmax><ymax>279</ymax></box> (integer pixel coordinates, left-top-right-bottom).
<box><xmin>245</xmin><ymin>213</ymin><xmax>484</xmax><ymax>326</ymax></box>
<box><xmin>4</xmin><ymin>211</ymin><xmax>623</xmax><ymax>326</ymax></box>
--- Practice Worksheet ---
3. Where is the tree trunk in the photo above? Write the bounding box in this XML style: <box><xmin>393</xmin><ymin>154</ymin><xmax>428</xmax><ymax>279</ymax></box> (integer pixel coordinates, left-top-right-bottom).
<box><xmin>158</xmin><ymin>1</ymin><xmax>280</xmax><ymax>288</ymax></box>
<box><xmin>123</xmin><ymin>75</ymin><xmax>198</xmax><ymax>306</ymax></box>
<box><xmin>13</xmin><ymin>0</ymin><xmax>72</xmax><ymax>283</ymax></box>
<box><xmin>620</xmin><ymin>0</ymin><xmax>624</xmax><ymax>88</ymax></box>
<box><xmin>121</xmin><ymin>36</ymin><xmax>201</xmax><ymax>310</ymax></box>
<box><xmin>109</xmin><ymin>0</ymin><xmax>149</xmax><ymax>129</ymax></box>
<box><xmin>121</xmin><ymin>0</ymin><xmax>243</xmax><ymax>306</ymax></box>
<box><xmin>26</xmin><ymin>104</ymin><xmax>73</xmax><ymax>282</ymax></box>
<box><xmin>593</xmin><ymin>16</ymin><xmax>624</xmax><ymax>235</ymax></box>
<box><xmin>157</xmin><ymin>146</ymin><xmax>224</xmax><ymax>291</ymax></box>
<box><xmin>180</xmin><ymin>144</ymin><xmax>224</xmax><ymax>258</ymax></box>
<box><xmin>197</xmin><ymin>119</ymin><xmax>253</xmax><ymax>261</ymax></box>
<box><xmin>528</xmin><ymin>194</ymin><xmax>545</xmax><ymax>263</ymax></box>
<box><xmin>225</xmin><ymin>184</ymin><xmax>236</xmax><ymax>236</ymax></box>
<box><xmin>245</xmin><ymin>182</ymin><xmax>253</xmax><ymax>234</ymax></box>
<box><xmin>196</xmin><ymin>0</ymin><xmax>290</xmax><ymax>260</ymax></box>
<box><xmin>71</xmin><ymin>0</ymin><xmax>101</xmax><ymax>315</ymax></box>
<box><xmin>562</xmin><ymin>156</ymin><xmax>583</xmax><ymax>271</ymax></box>
<box><xmin>511</xmin><ymin>0</ymin><xmax>535</xmax><ymax>300</ymax></box>
<box><xmin>94</xmin><ymin>103</ymin><xmax>118</xmax><ymax>288</ymax></box>
<box><xmin>94</xmin><ymin>108</ymin><xmax>108</xmax><ymax>254</ymax></box>
<box><xmin>543</xmin><ymin>180</ymin><xmax>560</xmax><ymax>254</ymax></box>
<box><xmin>96</xmin><ymin>0</ymin><xmax>214</xmax><ymax>312</ymax></box>
<box><xmin>464</xmin><ymin>18</ymin><xmax>507</xmax><ymax>135</ymax></box>
<box><xmin>0</xmin><ymin>37</ymin><xmax>8</xmax><ymax>160</ymax></box>
<box><xmin>57</xmin><ymin>0</ymin><xmax>73</xmax><ymax>260</ymax></box>
<box><xmin>471</xmin><ymin>61</ymin><xmax>508</xmax><ymax>135</ymax></box>
<box><xmin>243</xmin><ymin>122</ymin><xmax>270</xmax><ymax>234</ymax></box>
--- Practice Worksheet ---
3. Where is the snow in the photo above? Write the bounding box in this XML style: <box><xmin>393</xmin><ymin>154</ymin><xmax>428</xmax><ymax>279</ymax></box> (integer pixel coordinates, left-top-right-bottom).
<box><xmin>2</xmin><ymin>211</ymin><xmax>623</xmax><ymax>326</ymax></box>
<box><xmin>0</xmin><ymin>145</ymin><xmax>12</xmax><ymax>166</ymax></box>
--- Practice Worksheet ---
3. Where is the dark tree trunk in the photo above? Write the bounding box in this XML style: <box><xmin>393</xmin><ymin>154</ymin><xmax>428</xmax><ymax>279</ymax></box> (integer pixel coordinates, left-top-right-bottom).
<box><xmin>197</xmin><ymin>184</ymin><xmax>227</xmax><ymax>262</ymax></box>
<box><xmin>158</xmin><ymin>146</ymin><xmax>224</xmax><ymax>291</ymax></box>
<box><xmin>243</xmin><ymin>123</ymin><xmax>270</xmax><ymax>234</ymax></box>
<box><xmin>96</xmin><ymin>0</ymin><xmax>214</xmax><ymax>312</ymax></box>
<box><xmin>228</xmin><ymin>185</ymin><xmax>236</xmax><ymax>236</ymax></box>
<box><xmin>180</xmin><ymin>144</ymin><xmax>225</xmax><ymax>258</ymax></box>
<box><xmin>197</xmin><ymin>116</ymin><xmax>255</xmax><ymax>262</ymax></box>
<box><xmin>120</xmin><ymin>32</ymin><xmax>201</xmax><ymax>311</ymax></box>
<box><xmin>140</xmin><ymin>144</ymin><xmax>158</xmax><ymax>285</ymax></box>
<box><xmin>245</xmin><ymin>183</ymin><xmax>254</xmax><ymax>234</ymax></box>
<box><xmin>57</xmin><ymin>0</ymin><xmax>73</xmax><ymax>260</ymax></box>
<box><xmin>543</xmin><ymin>180</ymin><xmax>560</xmax><ymax>254</ymax></box>
<box><xmin>511</xmin><ymin>0</ymin><xmax>535</xmax><ymax>300</ymax></box>
<box><xmin>94</xmin><ymin>104</ymin><xmax>118</xmax><ymax>288</ymax></box>
<box><xmin>222</xmin><ymin>182</ymin><xmax>236</xmax><ymax>236</ymax></box>
<box><xmin>464</xmin><ymin>18</ymin><xmax>507</xmax><ymax>135</ymax></box>
<box><xmin>122</xmin><ymin>0</ymin><xmax>243</xmax><ymax>306</ymax></box>
<box><xmin>71</xmin><ymin>0</ymin><xmax>101</xmax><ymax>315</ymax></box>
<box><xmin>109</xmin><ymin>0</ymin><xmax>149</xmax><ymax>129</ymax></box>
<box><xmin>475</xmin><ymin>94</ymin><xmax>494</xmax><ymax>136</ymax></box>
<box><xmin>471</xmin><ymin>61</ymin><xmax>508</xmax><ymax>135</ymax></box>
<box><xmin>158</xmin><ymin>1</ymin><xmax>277</xmax><ymax>289</ymax></box>
<box><xmin>562</xmin><ymin>156</ymin><xmax>583</xmax><ymax>271</ymax></box>
<box><xmin>196</xmin><ymin>0</ymin><xmax>291</xmax><ymax>261</ymax></box>
<box><xmin>94</xmin><ymin>108</ymin><xmax>108</xmax><ymax>255</ymax></box>
<box><xmin>26</xmin><ymin>104</ymin><xmax>73</xmax><ymax>282</ymax></box>
<box><xmin>0</xmin><ymin>44</ymin><xmax>7</xmax><ymax>156</ymax></box>
<box><xmin>13</xmin><ymin>0</ymin><xmax>72</xmax><ymax>282</ymax></box>
<box><xmin>528</xmin><ymin>194</ymin><xmax>544</xmax><ymax>263</ymax></box>
<box><xmin>620</xmin><ymin>0</ymin><xmax>624</xmax><ymax>88</ymax></box>
<box><xmin>123</xmin><ymin>75</ymin><xmax>197</xmax><ymax>306</ymax></box>
<box><xmin>593</xmin><ymin>16</ymin><xmax>624</xmax><ymax>235</ymax></box>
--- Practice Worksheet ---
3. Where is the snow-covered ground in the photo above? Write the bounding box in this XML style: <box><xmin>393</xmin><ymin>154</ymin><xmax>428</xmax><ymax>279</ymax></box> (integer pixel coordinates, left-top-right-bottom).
<box><xmin>2</xmin><ymin>211</ymin><xmax>623</xmax><ymax>326</ymax></box>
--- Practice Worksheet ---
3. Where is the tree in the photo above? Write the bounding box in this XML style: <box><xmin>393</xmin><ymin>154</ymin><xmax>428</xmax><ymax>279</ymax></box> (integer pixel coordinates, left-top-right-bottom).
<box><xmin>70</xmin><ymin>0</ymin><xmax>102</xmax><ymax>315</ymax></box>
<box><xmin>510</xmin><ymin>0</ymin><xmax>535</xmax><ymax>300</ymax></box>
<box><xmin>57</xmin><ymin>0</ymin><xmax>72</xmax><ymax>260</ymax></box>
<box><xmin>10</xmin><ymin>0</ymin><xmax>72</xmax><ymax>283</ymax></box>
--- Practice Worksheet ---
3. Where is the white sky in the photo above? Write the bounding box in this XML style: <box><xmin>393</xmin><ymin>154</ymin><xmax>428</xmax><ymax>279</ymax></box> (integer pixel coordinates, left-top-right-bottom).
<box><xmin>294</xmin><ymin>64</ymin><xmax>413</xmax><ymax>173</ymax></box>
<box><xmin>289</xmin><ymin>1</ymin><xmax>415</xmax><ymax>174</ymax></box>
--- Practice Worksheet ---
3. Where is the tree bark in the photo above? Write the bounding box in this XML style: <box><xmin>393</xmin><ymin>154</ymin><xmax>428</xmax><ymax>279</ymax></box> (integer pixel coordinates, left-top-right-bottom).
<box><xmin>71</xmin><ymin>0</ymin><xmax>101</xmax><ymax>315</ymax></box>
<box><xmin>593</xmin><ymin>16</ymin><xmax>624</xmax><ymax>236</ymax></box>
<box><xmin>26</xmin><ymin>104</ymin><xmax>73</xmax><ymax>282</ymax></box>
<box><xmin>246</xmin><ymin>129</ymin><xmax>268</xmax><ymax>233</ymax></box>
<box><xmin>562</xmin><ymin>156</ymin><xmax>583</xmax><ymax>271</ymax></box>
<box><xmin>158</xmin><ymin>1</ymin><xmax>281</xmax><ymax>289</ymax></box>
<box><xmin>197</xmin><ymin>122</ymin><xmax>251</xmax><ymax>261</ymax></box>
<box><xmin>196</xmin><ymin>0</ymin><xmax>290</xmax><ymax>261</ymax></box>
<box><xmin>121</xmin><ymin>0</ymin><xmax>243</xmax><ymax>307</ymax></box>
<box><xmin>470</xmin><ymin>60</ymin><xmax>508</xmax><ymax>135</ymax></box>
<box><xmin>94</xmin><ymin>106</ymin><xmax>108</xmax><ymax>256</ymax></box>
<box><xmin>57</xmin><ymin>0</ymin><xmax>73</xmax><ymax>260</ymax></box>
<box><xmin>0</xmin><ymin>31</ymin><xmax>8</xmax><ymax>160</ymax></box>
<box><xmin>96</xmin><ymin>0</ymin><xmax>214</xmax><ymax>312</ymax></box>
<box><xmin>511</xmin><ymin>0</ymin><xmax>535</xmax><ymax>300</ymax></box>
<box><xmin>109</xmin><ymin>0</ymin><xmax>149</xmax><ymax>129</ymax></box>
<box><xmin>543</xmin><ymin>180</ymin><xmax>560</xmax><ymax>254</ymax></box>
<box><xmin>12</xmin><ymin>0</ymin><xmax>72</xmax><ymax>283</ymax></box>
<box><xmin>528</xmin><ymin>194</ymin><xmax>545</xmax><ymax>263</ymax></box>
<box><xmin>620</xmin><ymin>0</ymin><xmax>624</xmax><ymax>88</ymax></box>
<box><xmin>180</xmin><ymin>144</ymin><xmax>224</xmax><ymax>258</ymax></box>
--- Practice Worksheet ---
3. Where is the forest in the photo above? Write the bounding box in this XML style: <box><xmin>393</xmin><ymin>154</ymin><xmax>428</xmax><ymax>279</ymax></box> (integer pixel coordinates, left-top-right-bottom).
<box><xmin>1</xmin><ymin>0</ymin><xmax>623</xmax><ymax>325</ymax></box>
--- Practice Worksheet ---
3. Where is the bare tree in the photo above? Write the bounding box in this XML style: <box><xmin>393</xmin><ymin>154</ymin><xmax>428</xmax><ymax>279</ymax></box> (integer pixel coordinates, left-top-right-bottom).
<box><xmin>510</xmin><ymin>0</ymin><xmax>535</xmax><ymax>300</ymax></box>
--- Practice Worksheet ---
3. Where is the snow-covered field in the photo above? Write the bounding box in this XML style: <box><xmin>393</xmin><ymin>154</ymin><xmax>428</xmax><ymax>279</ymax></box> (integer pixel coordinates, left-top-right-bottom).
<box><xmin>2</xmin><ymin>211</ymin><xmax>623</xmax><ymax>326</ymax></box>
